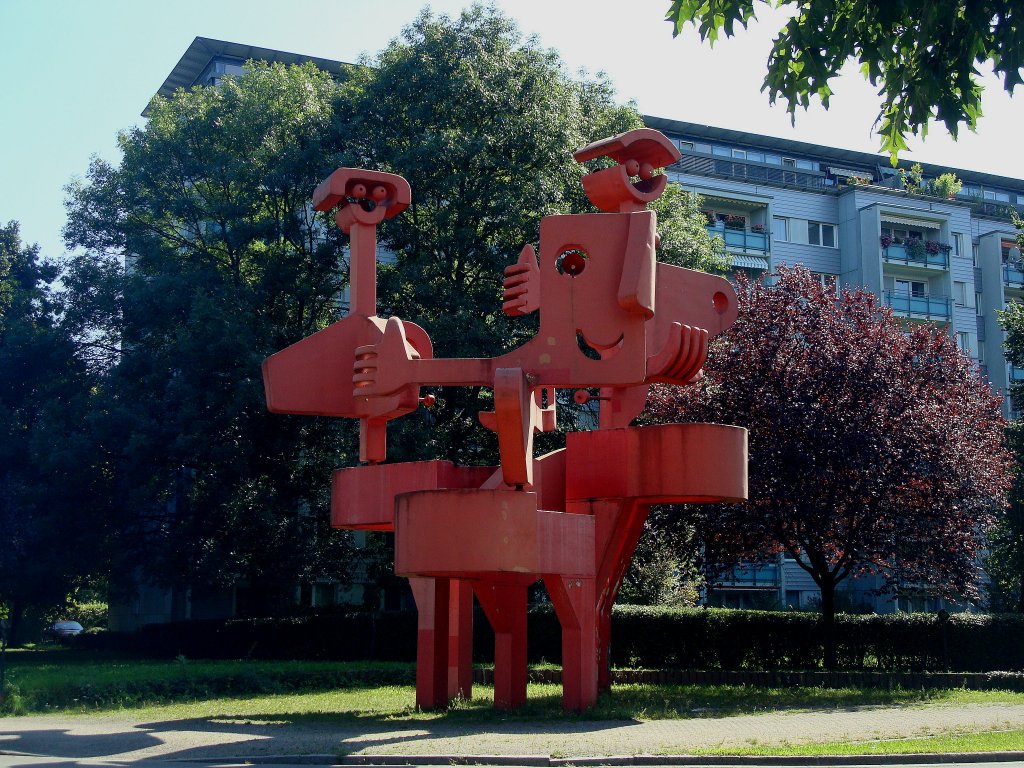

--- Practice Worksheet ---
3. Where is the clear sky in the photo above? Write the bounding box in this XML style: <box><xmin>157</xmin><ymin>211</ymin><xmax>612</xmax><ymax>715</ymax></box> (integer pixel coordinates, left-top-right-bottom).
<box><xmin>2</xmin><ymin>0</ymin><xmax>1022</xmax><ymax>262</ymax></box>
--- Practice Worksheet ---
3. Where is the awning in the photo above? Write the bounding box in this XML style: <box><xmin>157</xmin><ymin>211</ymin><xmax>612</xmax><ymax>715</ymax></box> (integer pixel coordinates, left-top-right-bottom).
<box><xmin>881</xmin><ymin>213</ymin><xmax>943</xmax><ymax>229</ymax></box>
<box><xmin>730</xmin><ymin>254</ymin><xmax>770</xmax><ymax>270</ymax></box>
<box><xmin>700</xmin><ymin>194</ymin><xmax>768</xmax><ymax>211</ymax></box>
<box><xmin>828</xmin><ymin>166</ymin><xmax>871</xmax><ymax>178</ymax></box>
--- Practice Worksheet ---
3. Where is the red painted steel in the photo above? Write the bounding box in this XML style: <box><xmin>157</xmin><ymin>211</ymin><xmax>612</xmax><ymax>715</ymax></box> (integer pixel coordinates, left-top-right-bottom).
<box><xmin>262</xmin><ymin>128</ymin><xmax>748</xmax><ymax>711</ymax></box>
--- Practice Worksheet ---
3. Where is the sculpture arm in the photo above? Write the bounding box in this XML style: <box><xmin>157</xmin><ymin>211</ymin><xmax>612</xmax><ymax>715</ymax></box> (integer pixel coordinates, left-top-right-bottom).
<box><xmin>353</xmin><ymin>317</ymin><xmax>496</xmax><ymax>397</ymax></box>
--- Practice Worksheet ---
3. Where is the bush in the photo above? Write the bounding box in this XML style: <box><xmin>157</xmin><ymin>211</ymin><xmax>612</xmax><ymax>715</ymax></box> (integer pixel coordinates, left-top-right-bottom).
<box><xmin>74</xmin><ymin>606</ymin><xmax>1024</xmax><ymax>672</ymax></box>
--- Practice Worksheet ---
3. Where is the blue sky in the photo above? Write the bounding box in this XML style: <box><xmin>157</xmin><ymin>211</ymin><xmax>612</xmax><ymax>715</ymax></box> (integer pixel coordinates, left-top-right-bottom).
<box><xmin>2</xmin><ymin>0</ymin><xmax>1022</xmax><ymax>262</ymax></box>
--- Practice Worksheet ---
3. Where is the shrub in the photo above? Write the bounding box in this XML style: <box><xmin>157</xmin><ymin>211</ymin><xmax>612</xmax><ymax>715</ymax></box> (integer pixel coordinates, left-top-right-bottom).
<box><xmin>74</xmin><ymin>607</ymin><xmax>1024</xmax><ymax>672</ymax></box>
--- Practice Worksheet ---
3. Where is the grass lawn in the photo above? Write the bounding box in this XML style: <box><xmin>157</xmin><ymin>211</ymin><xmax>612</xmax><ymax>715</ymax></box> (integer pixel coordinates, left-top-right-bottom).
<box><xmin>4</xmin><ymin>647</ymin><xmax>1024</xmax><ymax>724</ymax></box>
<box><xmin>695</xmin><ymin>729</ymin><xmax>1024</xmax><ymax>756</ymax></box>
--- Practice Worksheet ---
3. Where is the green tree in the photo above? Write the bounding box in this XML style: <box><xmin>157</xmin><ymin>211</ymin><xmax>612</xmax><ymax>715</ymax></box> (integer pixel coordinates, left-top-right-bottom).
<box><xmin>63</xmin><ymin>62</ymin><xmax>363</xmax><ymax>613</ymax></box>
<box><xmin>0</xmin><ymin>222</ymin><xmax>101</xmax><ymax>643</ymax></box>
<box><xmin>64</xmin><ymin>4</ymin><xmax>723</xmax><ymax>613</ymax></box>
<box><xmin>342</xmin><ymin>5</ymin><xmax>723</xmax><ymax>463</ymax></box>
<box><xmin>666</xmin><ymin>0</ymin><xmax>1023</xmax><ymax>161</ymax></box>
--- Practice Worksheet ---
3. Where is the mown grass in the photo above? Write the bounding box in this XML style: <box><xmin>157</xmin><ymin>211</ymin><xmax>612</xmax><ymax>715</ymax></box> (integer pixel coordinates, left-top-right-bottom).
<box><xmin>4</xmin><ymin>648</ymin><xmax>1024</xmax><ymax>724</ymax></box>
<box><xmin>694</xmin><ymin>728</ymin><xmax>1024</xmax><ymax>756</ymax></box>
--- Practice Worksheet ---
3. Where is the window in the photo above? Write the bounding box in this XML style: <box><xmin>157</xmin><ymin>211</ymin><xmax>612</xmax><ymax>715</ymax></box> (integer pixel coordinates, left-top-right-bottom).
<box><xmin>973</xmin><ymin>244</ymin><xmax>980</xmax><ymax>266</ymax></box>
<box><xmin>713</xmin><ymin>145</ymin><xmax>731</xmax><ymax>157</ymax></box>
<box><xmin>882</xmin><ymin>226</ymin><xmax>924</xmax><ymax>242</ymax></box>
<box><xmin>895</xmin><ymin>279</ymin><xmax>927</xmax><ymax>297</ymax></box>
<box><xmin>954</xmin><ymin>281</ymin><xmax>969</xmax><ymax>306</ymax></box>
<box><xmin>813</xmin><ymin>273</ymin><xmax>840</xmax><ymax>295</ymax></box>
<box><xmin>732</xmin><ymin>149</ymin><xmax>746</xmax><ymax>159</ymax></box>
<box><xmin>772</xmin><ymin>217</ymin><xmax>789</xmax><ymax>242</ymax></box>
<box><xmin>976</xmin><ymin>293</ymin><xmax>983</xmax><ymax>314</ymax></box>
<box><xmin>808</xmin><ymin>221</ymin><xmax>837</xmax><ymax>247</ymax></box>
<box><xmin>957</xmin><ymin>332</ymin><xmax>972</xmax><ymax>355</ymax></box>
<box><xmin>679</xmin><ymin>140</ymin><xmax>693</xmax><ymax>152</ymax></box>
<box><xmin>952</xmin><ymin>233</ymin><xmax>964</xmax><ymax>256</ymax></box>
<box><xmin>782</xmin><ymin>157</ymin><xmax>797</xmax><ymax>183</ymax></box>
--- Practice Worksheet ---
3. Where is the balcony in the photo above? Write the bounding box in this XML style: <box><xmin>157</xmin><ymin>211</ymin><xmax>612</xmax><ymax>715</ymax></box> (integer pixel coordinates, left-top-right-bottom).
<box><xmin>672</xmin><ymin>151</ymin><xmax>830</xmax><ymax>191</ymax></box>
<box><xmin>713</xmin><ymin>563</ymin><xmax>780</xmax><ymax>588</ymax></box>
<box><xmin>969</xmin><ymin>200</ymin><xmax>1024</xmax><ymax>221</ymax></box>
<box><xmin>1004</xmin><ymin>264</ymin><xmax>1024</xmax><ymax>287</ymax></box>
<box><xmin>884</xmin><ymin>292</ymin><xmax>951</xmax><ymax>320</ymax></box>
<box><xmin>882</xmin><ymin>243</ymin><xmax>949</xmax><ymax>269</ymax></box>
<box><xmin>706</xmin><ymin>223</ymin><xmax>769</xmax><ymax>255</ymax></box>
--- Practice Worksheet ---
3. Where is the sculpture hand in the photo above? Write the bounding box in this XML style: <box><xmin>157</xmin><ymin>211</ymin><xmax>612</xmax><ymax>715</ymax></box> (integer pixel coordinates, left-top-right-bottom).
<box><xmin>353</xmin><ymin>316</ymin><xmax>419</xmax><ymax>397</ymax></box>
<box><xmin>503</xmin><ymin>244</ymin><xmax>541</xmax><ymax>316</ymax></box>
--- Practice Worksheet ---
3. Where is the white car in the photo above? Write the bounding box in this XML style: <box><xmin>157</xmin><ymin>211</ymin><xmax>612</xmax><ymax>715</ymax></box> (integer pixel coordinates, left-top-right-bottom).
<box><xmin>43</xmin><ymin>620</ymin><xmax>84</xmax><ymax>641</ymax></box>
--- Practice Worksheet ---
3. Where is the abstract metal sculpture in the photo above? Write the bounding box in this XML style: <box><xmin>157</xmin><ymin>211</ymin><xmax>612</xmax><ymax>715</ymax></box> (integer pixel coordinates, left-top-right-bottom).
<box><xmin>263</xmin><ymin>127</ymin><xmax>748</xmax><ymax>711</ymax></box>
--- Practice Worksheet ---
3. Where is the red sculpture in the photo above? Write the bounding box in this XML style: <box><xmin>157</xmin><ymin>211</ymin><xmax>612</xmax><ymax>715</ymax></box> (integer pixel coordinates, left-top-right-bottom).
<box><xmin>263</xmin><ymin>127</ymin><xmax>748</xmax><ymax>711</ymax></box>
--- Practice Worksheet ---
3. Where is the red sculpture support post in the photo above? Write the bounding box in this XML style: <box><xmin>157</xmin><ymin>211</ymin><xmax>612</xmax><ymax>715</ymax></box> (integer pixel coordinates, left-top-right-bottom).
<box><xmin>263</xmin><ymin>127</ymin><xmax>748</xmax><ymax>711</ymax></box>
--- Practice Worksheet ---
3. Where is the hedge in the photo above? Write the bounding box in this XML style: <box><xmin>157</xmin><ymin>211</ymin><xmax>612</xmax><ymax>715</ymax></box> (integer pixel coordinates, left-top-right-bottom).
<box><xmin>75</xmin><ymin>606</ymin><xmax>1024</xmax><ymax>672</ymax></box>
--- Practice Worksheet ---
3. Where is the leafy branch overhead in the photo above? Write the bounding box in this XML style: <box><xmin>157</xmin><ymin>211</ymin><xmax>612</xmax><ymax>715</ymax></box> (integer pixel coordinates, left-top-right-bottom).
<box><xmin>665</xmin><ymin>0</ymin><xmax>1023</xmax><ymax>161</ymax></box>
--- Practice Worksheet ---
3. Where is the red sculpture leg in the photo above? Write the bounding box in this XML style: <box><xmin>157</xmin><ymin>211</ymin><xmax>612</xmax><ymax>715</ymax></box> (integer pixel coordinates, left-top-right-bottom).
<box><xmin>448</xmin><ymin>579</ymin><xmax>473</xmax><ymax>700</ymax></box>
<box><xmin>474</xmin><ymin>580</ymin><xmax>529</xmax><ymax>709</ymax></box>
<box><xmin>409</xmin><ymin>576</ymin><xmax>450</xmax><ymax>710</ymax></box>
<box><xmin>545</xmin><ymin>574</ymin><xmax>597</xmax><ymax>711</ymax></box>
<box><xmin>595</xmin><ymin>499</ymin><xmax>650</xmax><ymax>691</ymax></box>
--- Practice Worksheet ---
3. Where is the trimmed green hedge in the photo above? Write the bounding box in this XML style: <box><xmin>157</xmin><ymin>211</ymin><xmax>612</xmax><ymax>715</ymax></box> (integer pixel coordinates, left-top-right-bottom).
<box><xmin>76</xmin><ymin>606</ymin><xmax>1024</xmax><ymax>672</ymax></box>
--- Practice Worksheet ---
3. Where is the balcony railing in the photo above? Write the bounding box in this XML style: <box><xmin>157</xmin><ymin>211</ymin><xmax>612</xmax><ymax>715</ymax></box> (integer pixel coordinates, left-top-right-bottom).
<box><xmin>706</xmin><ymin>224</ymin><xmax>769</xmax><ymax>254</ymax></box>
<box><xmin>969</xmin><ymin>200</ymin><xmax>1024</xmax><ymax>221</ymax></box>
<box><xmin>672</xmin><ymin>151</ymin><xmax>830</xmax><ymax>191</ymax></box>
<box><xmin>714</xmin><ymin>563</ymin><xmax>780</xmax><ymax>588</ymax></box>
<box><xmin>1004</xmin><ymin>264</ymin><xmax>1024</xmax><ymax>286</ymax></box>
<box><xmin>884</xmin><ymin>292</ymin><xmax>951</xmax><ymax>320</ymax></box>
<box><xmin>882</xmin><ymin>243</ymin><xmax>949</xmax><ymax>269</ymax></box>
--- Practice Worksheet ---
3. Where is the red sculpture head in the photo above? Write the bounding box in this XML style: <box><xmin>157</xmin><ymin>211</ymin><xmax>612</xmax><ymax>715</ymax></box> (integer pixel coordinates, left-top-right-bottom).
<box><xmin>573</xmin><ymin>128</ymin><xmax>681</xmax><ymax>213</ymax></box>
<box><xmin>312</xmin><ymin>168</ymin><xmax>412</xmax><ymax>233</ymax></box>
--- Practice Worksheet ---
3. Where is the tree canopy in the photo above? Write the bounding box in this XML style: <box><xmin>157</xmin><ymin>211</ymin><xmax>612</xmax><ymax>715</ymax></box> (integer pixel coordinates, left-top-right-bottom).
<box><xmin>0</xmin><ymin>222</ymin><xmax>102</xmax><ymax>642</ymax></box>
<box><xmin>61</xmin><ymin>4</ymin><xmax>722</xmax><ymax>615</ymax></box>
<box><xmin>63</xmin><ymin>61</ymin><xmax>362</xmax><ymax>612</ymax></box>
<box><xmin>648</xmin><ymin>267</ymin><xmax>1011</xmax><ymax>661</ymax></box>
<box><xmin>666</xmin><ymin>0</ymin><xmax>1024</xmax><ymax>161</ymax></box>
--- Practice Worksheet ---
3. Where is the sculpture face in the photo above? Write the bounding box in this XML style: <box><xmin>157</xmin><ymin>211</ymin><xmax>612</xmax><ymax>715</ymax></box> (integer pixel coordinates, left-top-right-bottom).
<box><xmin>312</xmin><ymin>168</ymin><xmax>412</xmax><ymax>233</ymax></box>
<box><xmin>537</xmin><ymin>212</ymin><xmax>655</xmax><ymax>364</ymax></box>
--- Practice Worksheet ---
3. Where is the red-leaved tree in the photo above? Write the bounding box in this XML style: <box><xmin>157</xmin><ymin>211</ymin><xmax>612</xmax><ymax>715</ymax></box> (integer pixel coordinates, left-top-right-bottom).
<box><xmin>648</xmin><ymin>266</ymin><xmax>1013</xmax><ymax>666</ymax></box>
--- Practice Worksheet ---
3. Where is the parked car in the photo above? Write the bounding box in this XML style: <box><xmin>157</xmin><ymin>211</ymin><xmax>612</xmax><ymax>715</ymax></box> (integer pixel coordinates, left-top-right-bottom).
<box><xmin>43</xmin><ymin>620</ymin><xmax>83</xmax><ymax>642</ymax></box>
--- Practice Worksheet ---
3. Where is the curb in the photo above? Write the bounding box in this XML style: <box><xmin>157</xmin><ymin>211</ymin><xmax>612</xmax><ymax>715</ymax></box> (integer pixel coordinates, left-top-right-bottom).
<box><xmin>172</xmin><ymin>751</ymin><xmax>1024</xmax><ymax>766</ymax></box>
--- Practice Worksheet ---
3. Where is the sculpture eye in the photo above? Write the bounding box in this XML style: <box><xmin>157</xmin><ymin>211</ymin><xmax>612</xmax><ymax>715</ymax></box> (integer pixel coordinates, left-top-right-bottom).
<box><xmin>555</xmin><ymin>248</ymin><xmax>588</xmax><ymax>277</ymax></box>
<box><xmin>624</xmin><ymin>159</ymin><xmax>640</xmax><ymax>177</ymax></box>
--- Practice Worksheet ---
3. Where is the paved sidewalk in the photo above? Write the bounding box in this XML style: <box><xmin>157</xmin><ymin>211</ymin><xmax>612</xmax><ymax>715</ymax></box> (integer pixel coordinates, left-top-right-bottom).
<box><xmin>2</xmin><ymin>703</ymin><xmax>1024</xmax><ymax>763</ymax></box>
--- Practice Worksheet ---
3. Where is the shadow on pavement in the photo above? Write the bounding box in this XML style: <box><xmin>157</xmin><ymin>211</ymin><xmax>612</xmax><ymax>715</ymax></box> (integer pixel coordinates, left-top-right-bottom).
<box><xmin>0</xmin><ymin>705</ymin><xmax>643</xmax><ymax>763</ymax></box>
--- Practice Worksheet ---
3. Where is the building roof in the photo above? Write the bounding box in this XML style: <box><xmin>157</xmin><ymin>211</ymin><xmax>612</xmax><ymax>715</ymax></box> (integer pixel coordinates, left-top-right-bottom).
<box><xmin>145</xmin><ymin>39</ymin><xmax>1024</xmax><ymax>193</ymax></box>
<box><xmin>145</xmin><ymin>36</ymin><xmax>354</xmax><ymax>115</ymax></box>
<box><xmin>644</xmin><ymin>114</ymin><xmax>1024</xmax><ymax>193</ymax></box>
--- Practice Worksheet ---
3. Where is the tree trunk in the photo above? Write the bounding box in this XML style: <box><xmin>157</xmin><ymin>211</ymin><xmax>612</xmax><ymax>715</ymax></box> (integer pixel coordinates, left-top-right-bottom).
<box><xmin>7</xmin><ymin>602</ymin><xmax>25</xmax><ymax>648</ymax></box>
<box><xmin>820</xmin><ymin>579</ymin><xmax>837</xmax><ymax>670</ymax></box>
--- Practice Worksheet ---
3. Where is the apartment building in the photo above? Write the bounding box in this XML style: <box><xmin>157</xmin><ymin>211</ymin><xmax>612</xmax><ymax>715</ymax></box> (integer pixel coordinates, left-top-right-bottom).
<box><xmin>125</xmin><ymin>37</ymin><xmax>1020</xmax><ymax>623</ymax></box>
<box><xmin>647</xmin><ymin>115</ymin><xmax>1023</xmax><ymax>611</ymax></box>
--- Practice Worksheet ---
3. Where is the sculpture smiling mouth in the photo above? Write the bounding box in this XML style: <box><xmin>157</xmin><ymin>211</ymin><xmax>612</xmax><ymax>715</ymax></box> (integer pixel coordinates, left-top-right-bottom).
<box><xmin>577</xmin><ymin>330</ymin><xmax>624</xmax><ymax>360</ymax></box>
